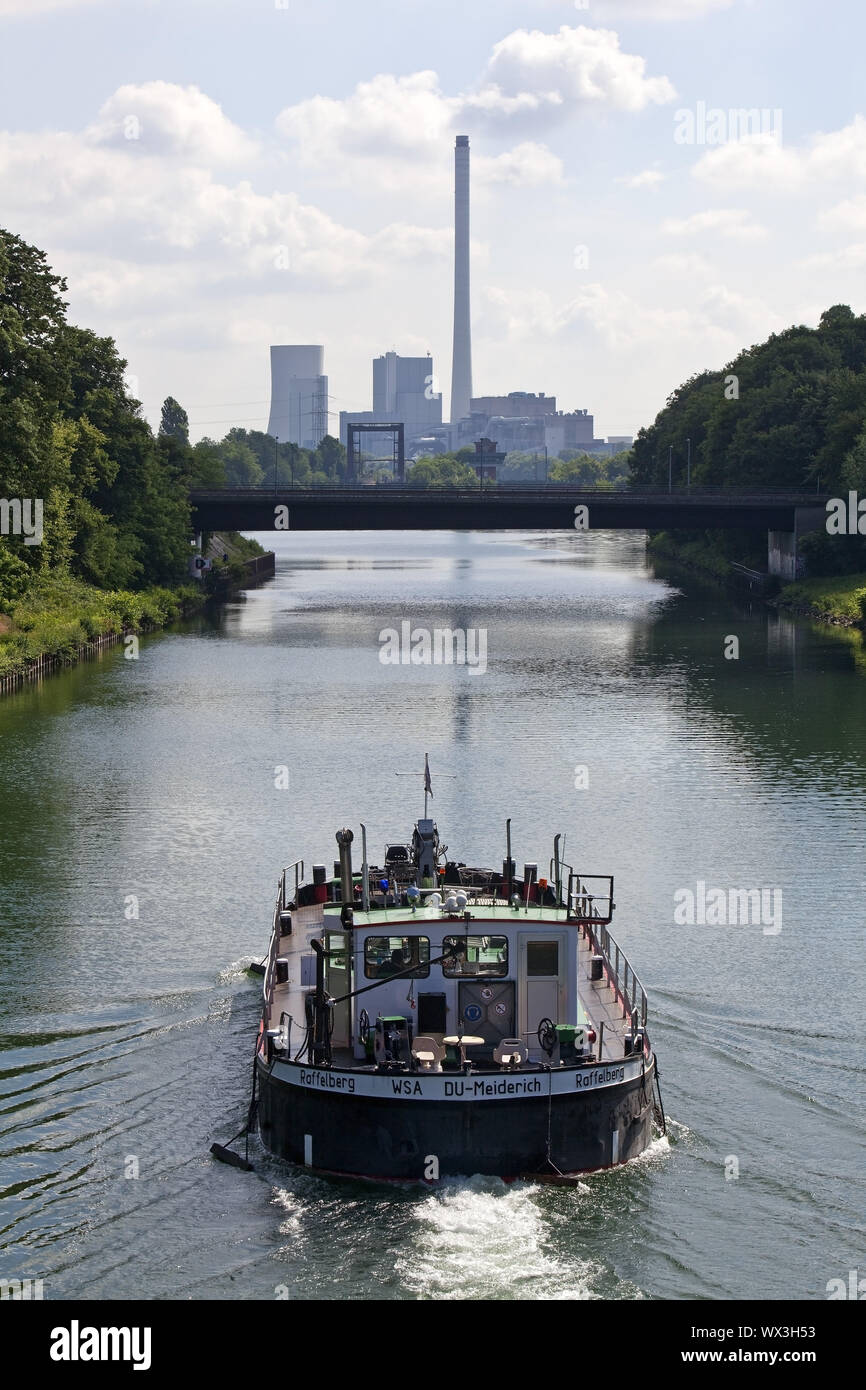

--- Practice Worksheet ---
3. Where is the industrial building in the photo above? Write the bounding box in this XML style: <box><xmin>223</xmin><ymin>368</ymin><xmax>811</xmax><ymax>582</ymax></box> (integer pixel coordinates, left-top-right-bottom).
<box><xmin>374</xmin><ymin>352</ymin><xmax>442</xmax><ymax>442</ymax></box>
<box><xmin>471</xmin><ymin>392</ymin><xmax>556</xmax><ymax>419</ymax></box>
<box><xmin>339</xmin><ymin>351</ymin><xmax>442</xmax><ymax>458</ymax></box>
<box><xmin>266</xmin><ymin>345</ymin><xmax>328</xmax><ymax>448</ymax></box>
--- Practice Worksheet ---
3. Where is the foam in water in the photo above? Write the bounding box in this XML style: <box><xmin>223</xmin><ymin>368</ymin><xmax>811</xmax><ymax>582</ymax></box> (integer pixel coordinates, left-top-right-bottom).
<box><xmin>397</xmin><ymin>1178</ymin><xmax>604</xmax><ymax>1301</ymax></box>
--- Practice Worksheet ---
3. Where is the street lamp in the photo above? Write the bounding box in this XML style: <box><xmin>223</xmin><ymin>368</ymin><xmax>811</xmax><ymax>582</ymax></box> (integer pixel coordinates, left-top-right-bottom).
<box><xmin>668</xmin><ymin>445</ymin><xmax>673</xmax><ymax>494</ymax></box>
<box><xmin>686</xmin><ymin>437</ymin><xmax>691</xmax><ymax>493</ymax></box>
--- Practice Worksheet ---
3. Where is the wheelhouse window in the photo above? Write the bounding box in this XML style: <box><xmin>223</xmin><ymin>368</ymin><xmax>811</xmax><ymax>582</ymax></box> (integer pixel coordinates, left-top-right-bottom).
<box><xmin>364</xmin><ymin>936</ymin><xmax>430</xmax><ymax>979</ymax></box>
<box><xmin>442</xmin><ymin>935</ymin><xmax>508</xmax><ymax>977</ymax></box>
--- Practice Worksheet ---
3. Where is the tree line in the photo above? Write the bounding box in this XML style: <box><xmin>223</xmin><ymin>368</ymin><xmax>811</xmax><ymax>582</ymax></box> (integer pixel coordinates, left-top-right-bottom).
<box><xmin>630</xmin><ymin>304</ymin><xmax>866</xmax><ymax>573</ymax></box>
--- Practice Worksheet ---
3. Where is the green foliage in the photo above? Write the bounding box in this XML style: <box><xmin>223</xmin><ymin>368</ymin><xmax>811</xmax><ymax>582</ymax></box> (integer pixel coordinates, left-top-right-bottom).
<box><xmin>0</xmin><ymin>541</ymin><xmax>31</xmax><ymax>611</ymax></box>
<box><xmin>630</xmin><ymin>305</ymin><xmax>866</xmax><ymax>580</ymax></box>
<box><xmin>631</xmin><ymin>306</ymin><xmax>866</xmax><ymax>495</ymax></box>
<box><xmin>0</xmin><ymin>227</ymin><xmax>193</xmax><ymax>593</ymax></box>
<box><xmin>498</xmin><ymin>451</ymin><xmax>544</xmax><ymax>481</ymax></box>
<box><xmin>213</xmin><ymin>530</ymin><xmax>266</xmax><ymax>560</ymax></box>
<box><xmin>0</xmin><ymin>573</ymin><xmax>205</xmax><ymax>678</ymax></box>
<box><xmin>797</xmin><ymin>528</ymin><xmax>866</xmax><ymax>576</ymax></box>
<box><xmin>0</xmin><ymin>229</ymin><xmax>271</xmax><ymax>685</ymax></box>
<box><xmin>778</xmin><ymin>571</ymin><xmax>866</xmax><ymax>625</ymax></box>
<box><xmin>405</xmin><ymin>454</ymin><xmax>480</xmax><ymax>489</ymax></box>
<box><xmin>193</xmin><ymin>429</ymin><xmax>347</xmax><ymax>489</ymax></box>
<box><xmin>203</xmin><ymin>557</ymin><xmax>248</xmax><ymax>597</ymax></box>
<box><xmin>546</xmin><ymin>450</ymin><xmax>632</xmax><ymax>487</ymax></box>
<box><xmin>647</xmin><ymin>532</ymin><xmax>735</xmax><ymax>581</ymax></box>
<box><xmin>841</xmin><ymin>421</ymin><xmax>866</xmax><ymax>490</ymax></box>
<box><xmin>159</xmin><ymin>396</ymin><xmax>189</xmax><ymax>443</ymax></box>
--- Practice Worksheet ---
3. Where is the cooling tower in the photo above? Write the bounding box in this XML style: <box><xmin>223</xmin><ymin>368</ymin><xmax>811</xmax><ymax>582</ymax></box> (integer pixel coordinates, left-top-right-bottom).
<box><xmin>267</xmin><ymin>344</ymin><xmax>328</xmax><ymax>447</ymax></box>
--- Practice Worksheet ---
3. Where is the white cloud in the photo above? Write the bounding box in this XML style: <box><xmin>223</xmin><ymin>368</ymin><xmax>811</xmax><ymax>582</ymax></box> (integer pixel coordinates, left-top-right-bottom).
<box><xmin>663</xmin><ymin>208</ymin><xmax>767</xmax><ymax>240</ymax></box>
<box><xmin>475</xmin><ymin>141</ymin><xmax>565</xmax><ymax>186</ymax></box>
<box><xmin>274</xmin><ymin>25</ymin><xmax>674</xmax><ymax>179</ymax></box>
<box><xmin>87</xmin><ymin>82</ymin><xmax>257</xmax><ymax>165</ymax></box>
<box><xmin>819</xmin><ymin>195</ymin><xmax>866</xmax><ymax>234</ymax></box>
<box><xmin>618</xmin><ymin>167</ymin><xmax>665</xmax><ymax>188</ymax></box>
<box><xmin>275</xmin><ymin>71</ymin><xmax>457</xmax><ymax>173</ymax></box>
<box><xmin>693</xmin><ymin>117</ymin><xmax>866</xmax><ymax>191</ymax></box>
<box><xmin>0</xmin><ymin>117</ymin><xmax>449</xmax><ymax>296</ymax></box>
<box><xmin>799</xmin><ymin>244</ymin><xmax>866</xmax><ymax>271</ymax></box>
<box><xmin>476</xmin><ymin>25</ymin><xmax>675</xmax><ymax>121</ymax></box>
<box><xmin>480</xmin><ymin>277</ymin><xmax>778</xmax><ymax>354</ymax></box>
<box><xmin>482</xmin><ymin>283</ymin><xmax>684</xmax><ymax>352</ymax></box>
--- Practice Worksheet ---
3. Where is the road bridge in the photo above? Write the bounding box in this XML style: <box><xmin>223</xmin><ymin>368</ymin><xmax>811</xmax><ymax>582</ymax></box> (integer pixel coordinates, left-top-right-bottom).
<box><xmin>189</xmin><ymin>487</ymin><xmax>829</xmax><ymax>580</ymax></box>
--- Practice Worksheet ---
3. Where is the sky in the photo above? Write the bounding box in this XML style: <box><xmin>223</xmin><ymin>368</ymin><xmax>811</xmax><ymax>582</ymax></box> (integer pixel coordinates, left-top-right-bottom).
<box><xmin>0</xmin><ymin>0</ymin><xmax>864</xmax><ymax>443</ymax></box>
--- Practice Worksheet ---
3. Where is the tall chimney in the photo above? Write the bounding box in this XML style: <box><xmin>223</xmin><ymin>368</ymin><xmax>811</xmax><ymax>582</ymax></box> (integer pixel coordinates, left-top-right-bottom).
<box><xmin>450</xmin><ymin>135</ymin><xmax>472</xmax><ymax>437</ymax></box>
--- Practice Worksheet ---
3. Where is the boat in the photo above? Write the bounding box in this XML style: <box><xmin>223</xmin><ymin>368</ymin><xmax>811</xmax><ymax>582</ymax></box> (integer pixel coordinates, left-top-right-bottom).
<box><xmin>252</xmin><ymin>786</ymin><xmax>663</xmax><ymax>1182</ymax></box>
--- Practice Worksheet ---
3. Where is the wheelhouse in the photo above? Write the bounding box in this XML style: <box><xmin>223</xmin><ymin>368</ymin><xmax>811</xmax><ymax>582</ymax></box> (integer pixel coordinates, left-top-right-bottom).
<box><xmin>265</xmin><ymin>820</ymin><xmax>647</xmax><ymax>1073</ymax></box>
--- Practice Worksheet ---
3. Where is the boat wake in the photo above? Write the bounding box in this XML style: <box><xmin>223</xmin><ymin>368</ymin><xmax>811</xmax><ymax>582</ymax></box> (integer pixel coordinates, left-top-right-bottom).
<box><xmin>397</xmin><ymin>1178</ymin><xmax>607</xmax><ymax>1300</ymax></box>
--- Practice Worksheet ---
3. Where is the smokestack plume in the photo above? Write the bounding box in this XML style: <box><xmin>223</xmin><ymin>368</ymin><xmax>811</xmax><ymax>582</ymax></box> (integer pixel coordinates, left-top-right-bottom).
<box><xmin>450</xmin><ymin>135</ymin><xmax>472</xmax><ymax>434</ymax></box>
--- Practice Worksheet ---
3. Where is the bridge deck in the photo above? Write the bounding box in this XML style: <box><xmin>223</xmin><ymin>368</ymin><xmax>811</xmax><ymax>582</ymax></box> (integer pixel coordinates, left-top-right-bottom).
<box><xmin>190</xmin><ymin>487</ymin><xmax>828</xmax><ymax>534</ymax></box>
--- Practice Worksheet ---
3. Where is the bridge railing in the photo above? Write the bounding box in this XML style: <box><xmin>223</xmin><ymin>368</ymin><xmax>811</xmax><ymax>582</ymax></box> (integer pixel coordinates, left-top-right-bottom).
<box><xmin>191</xmin><ymin>484</ymin><xmax>827</xmax><ymax>503</ymax></box>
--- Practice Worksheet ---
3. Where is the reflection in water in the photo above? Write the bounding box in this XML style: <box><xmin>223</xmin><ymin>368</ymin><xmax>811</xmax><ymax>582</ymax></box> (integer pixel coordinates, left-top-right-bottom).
<box><xmin>0</xmin><ymin>529</ymin><xmax>863</xmax><ymax>1301</ymax></box>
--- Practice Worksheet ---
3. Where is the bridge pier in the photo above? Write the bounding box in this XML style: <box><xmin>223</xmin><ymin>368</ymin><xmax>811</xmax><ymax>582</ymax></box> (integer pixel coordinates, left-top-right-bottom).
<box><xmin>767</xmin><ymin>507</ymin><xmax>825</xmax><ymax>581</ymax></box>
<box><xmin>767</xmin><ymin>529</ymin><xmax>798</xmax><ymax>581</ymax></box>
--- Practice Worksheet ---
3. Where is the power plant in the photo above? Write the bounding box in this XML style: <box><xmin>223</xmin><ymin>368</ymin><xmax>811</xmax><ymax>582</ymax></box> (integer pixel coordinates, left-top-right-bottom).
<box><xmin>268</xmin><ymin>136</ymin><xmax>629</xmax><ymax>471</ymax></box>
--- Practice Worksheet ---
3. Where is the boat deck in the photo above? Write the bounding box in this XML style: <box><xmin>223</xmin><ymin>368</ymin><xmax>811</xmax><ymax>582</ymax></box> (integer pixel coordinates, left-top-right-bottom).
<box><xmin>576</xmin><ymin>926</ymin><xmax>631</xmax><ymax>1060</ymax></box>
<box><xmin>268</xmin><ymin>907</ymin><xmax>635</xmax><ymax>1068</ymax></box>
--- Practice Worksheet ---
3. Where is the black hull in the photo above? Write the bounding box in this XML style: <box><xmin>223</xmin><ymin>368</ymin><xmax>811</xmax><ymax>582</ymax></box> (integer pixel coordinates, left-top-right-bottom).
<box><xmin>256</xmin><ymin>1057</ymin><xmax>656</xmax><ymax>1181</ymax></box>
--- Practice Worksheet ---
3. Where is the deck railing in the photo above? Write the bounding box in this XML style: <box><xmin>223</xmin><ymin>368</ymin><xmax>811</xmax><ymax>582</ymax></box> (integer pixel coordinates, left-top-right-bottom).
<box><xmin>261</xmin><ymin>860</ymin><xmax>306</xmax><ymax>1039</ymax></box>
<box><xmin>558</xmin><ymin>865</ymin><xmax>647</xmax><ymax>1028</ymax></box>
<box><xmin>280</xmin><ymin>859</ymin><xmax>304</xmax><ymax>911</ymax></box>
<box><xmin>586</xmin><ymin>919</ymin><xmax>648</xmax><ymax>1030</ymax></box>
<box><xmin>565</xmin><ymin>870</ymin><xmax>615</xmax><ymax>924</ymax></box>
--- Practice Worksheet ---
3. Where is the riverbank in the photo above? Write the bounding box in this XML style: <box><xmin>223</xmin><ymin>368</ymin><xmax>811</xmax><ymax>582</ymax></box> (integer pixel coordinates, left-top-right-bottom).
<box><xmin>0</xmin><ymin>575</ymin><xmax>205</xmax><ymax>693</ymax></box>
<box><xmin>647</xmin><ymin>533</ymin><xmax>735</xmax><ymax>584</ymax></box>
<box><xmin>0</xmin><ymin>533</ymin><xmax>275</xmax><ymax>694</ymax></box>
<box><xmin>647</xmin><ymin>533</ymin><xmax>866</xmax><ymax>629</ymax></box>
<box><xmin>773</xmin><ymin>572</ymin><xmax>866</xmax><ymax>627</ymax></box>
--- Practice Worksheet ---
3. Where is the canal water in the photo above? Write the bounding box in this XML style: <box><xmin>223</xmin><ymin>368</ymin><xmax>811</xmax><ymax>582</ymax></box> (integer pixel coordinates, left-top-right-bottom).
<box><xmin>0</xmin><ymin>530</ymin><xmax>863</xmax><ymax>1301</ymax></box>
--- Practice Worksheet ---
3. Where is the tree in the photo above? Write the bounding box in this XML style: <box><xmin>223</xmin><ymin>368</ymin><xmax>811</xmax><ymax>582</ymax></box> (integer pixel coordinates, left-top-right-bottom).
<box><xmin>630</xmin><ymin>307</ymin><xmax>866</xmax><ymax>495</ymax></box>
<box><xmin>313</xmin><ymin>434</ymin><xmax>346</xmax><ymax>481</ymax></box>
<box><xmin>159</xmin><ymin>396</ymin><xmax>189</xmax><ymax>443</ymax></box>
<box><xmin>0</xmin><ymin>227</ymin><xmax>194</xmax><ymax>591</ymax></box>
<box><xmin>405</xmin><ymin>455</ymin><xmax>480</xmax><ymax>489</ymax></box>
<box><xmin>220</xmin><ymin>439</ymin><xmax>264</xmax><ymax>488</ymax></box>
<box><xmin>841</xmin><ymin>422</ymin><xmax>866</xmax><ymax>491</ymax></box>
<box><xmin>549</xmin><ymin>454</ymin><xmax>603</xmax><ymax>485</ymax></box>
